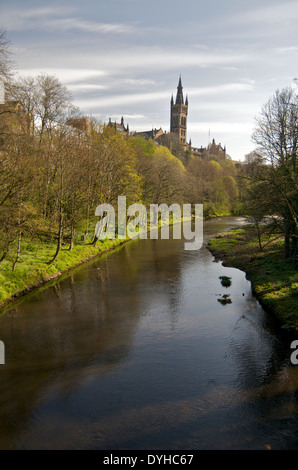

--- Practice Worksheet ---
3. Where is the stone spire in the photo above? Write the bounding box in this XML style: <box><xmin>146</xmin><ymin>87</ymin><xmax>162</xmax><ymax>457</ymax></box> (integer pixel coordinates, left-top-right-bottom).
<box><xmin>175</xmin><ymin>75</ymin><xmax>184</xmax><ymax>105</ymax></box>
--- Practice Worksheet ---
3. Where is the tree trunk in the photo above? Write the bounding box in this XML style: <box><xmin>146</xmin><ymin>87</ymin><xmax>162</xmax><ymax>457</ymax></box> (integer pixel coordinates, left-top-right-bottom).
<box><xmin>0</xmin><ymin>240</ymin><xmax>11</xmax><ymax>263</ymax></box>
<box><xmin>284</xmin><ymin>225</ymin><xmax>291</xmax><ymax>258</ymax></box>
<box><xmin>290</xmin><ymin>227</ymin><xmax>297</xmax><ymax>263</ymax></box>
<box><xmin>255</xmin><ymin>223</ymin><xmax>263</xmax><ymax>251</ymax></box>
<box><xmin>92</xmin><ymin>235</ymin><xmax>98</xmax><ymax>247</ymax></box>
<box><xmin>12</xmin><ymin>229</ymin><xmax>22</xmax><ymax>272</ymax></box>
<box><xmin>85</xmin><ymin>175</ymin><xmax>91</xmax><ymax>236</ymax></box>
<box><xmin>85</xmin><ymin>198</ymin><xmax>90</xmax><ymax>237</ymax></box>
<box><xmin>49</xmin><ymin>155</ymin><xmax>64</xmax><ymax>264</ymax></box>
<box><xmin>69</xmin><ymin>223</ymin><xmax>75</xmax><ymax>251</ymax></box>
<box><xmin>49</xmin><ymin>203</ymin><xmax>63</xmax><ymax>264</ymax></box>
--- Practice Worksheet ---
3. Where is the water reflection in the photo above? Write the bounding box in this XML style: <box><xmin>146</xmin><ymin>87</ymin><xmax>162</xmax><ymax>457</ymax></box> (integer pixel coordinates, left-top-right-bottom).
<box><xmin>0</xmin><ymin>217</ymin><xmax>297</xmax><ymax>449</ymax></box>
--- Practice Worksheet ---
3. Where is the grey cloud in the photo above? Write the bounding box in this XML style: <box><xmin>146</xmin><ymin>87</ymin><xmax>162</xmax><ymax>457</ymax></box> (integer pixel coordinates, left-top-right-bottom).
<box><xmin>2</xmin><ymin>5</ymin><xmax>137</xmax><ymax>35</ymax></box>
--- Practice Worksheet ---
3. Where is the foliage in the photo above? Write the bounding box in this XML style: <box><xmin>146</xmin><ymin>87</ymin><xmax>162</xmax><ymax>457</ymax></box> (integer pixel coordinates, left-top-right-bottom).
<box><xmin>208</xmin><ymin>226</ymin><xmax>298</xmax><ymax>330</ymax></box>
<box><xmin>240</xmin><ymin>87</ymin><xmax>298</xmax><ymax>262</ymax></box>
<box><xmin>0</xmin><ymin>32</ymin><xmax>242</xmax><ymax>304</ymax></box>
<box><xmin>185</xmin><ymin>155</ymin><xmax>239</xmax><ymax>216</ymax></box>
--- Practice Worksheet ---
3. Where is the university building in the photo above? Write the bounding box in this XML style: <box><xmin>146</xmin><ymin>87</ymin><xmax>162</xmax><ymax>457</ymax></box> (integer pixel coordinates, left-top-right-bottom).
<box><xmin>109</xmin><ymin>76</ymin><xmax>227</xmax><ymax>160</ymax></box>
<box><xmin>0</xmin><ymin>80</ymin><xmax>34</xmax><ymax>146</ymax></box>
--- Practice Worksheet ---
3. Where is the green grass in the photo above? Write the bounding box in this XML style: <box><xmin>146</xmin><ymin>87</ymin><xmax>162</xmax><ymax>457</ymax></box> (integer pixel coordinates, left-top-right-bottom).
<box><xmin>0</xmin><ymin>234</ymin><xmax>128</xmax><ymax>307</ymax></box>
<box><xmin>0</xmin><ymin>214</ymin><xmax>191</xmax><ymax>309</ymax></box>
<box><xmin>208</xmin><ymin>225</ymin><xmax>298</xmax><ymax>332</ymax></box>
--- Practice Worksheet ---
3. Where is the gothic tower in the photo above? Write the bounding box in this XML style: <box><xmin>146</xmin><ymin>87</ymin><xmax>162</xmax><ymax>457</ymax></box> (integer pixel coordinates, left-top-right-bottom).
<box><xmin>170</xmin><ymin>76</ymin><xmax>188</xmax><ymax>146</ymax></box>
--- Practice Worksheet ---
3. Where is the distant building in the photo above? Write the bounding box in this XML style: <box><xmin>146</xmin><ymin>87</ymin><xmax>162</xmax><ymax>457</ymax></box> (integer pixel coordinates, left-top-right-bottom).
<box><xmin>0</xmin><ymin>90</ymin><xmax>34</xmax><ymax>140</ymax></box>
<box><xmin>109</xmin><ymin>76</ymin><xmax>227</xmax><ymax>160</ymax></box>
<box><xmin>136</xmin><ymin>127</ymin><xmax>164</xmax><ymax>142</ymax></box>
<box><xmin>107</xmin><ymin>116</ymin><xmax>129</xmax><ymax>135</ymax></box>
<box><xmin>192</xmin><ymin>138</ymin><xmax>226</xmax><ymax>159</ymax></box>
<box><xmin>170</xmin><ymin>75</ymin><xmax>189</xmax><ymax>148</ymax></box>
<box><xmin>169</xmin><ymin>77</ymin><xmax>227</xmax><ymax>158</ymax></box>
<box><xmin>134</xmin><ymin>76</ymin><xmax>189</xmax><ymax>149</ymax></box>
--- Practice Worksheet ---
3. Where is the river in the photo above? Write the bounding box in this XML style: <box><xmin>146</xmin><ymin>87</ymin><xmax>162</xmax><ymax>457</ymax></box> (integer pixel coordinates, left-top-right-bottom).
<box><xmin>0</xmin><ymin>216</ymin><xmax>297</xmax><ymax>450</ymax></box>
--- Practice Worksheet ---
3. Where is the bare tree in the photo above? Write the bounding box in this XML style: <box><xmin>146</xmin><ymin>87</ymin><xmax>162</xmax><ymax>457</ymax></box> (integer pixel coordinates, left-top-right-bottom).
<box><xmin>7</xmin><ymin>75</ymin><xmax>37</xmax><ymax>133</ymax></box>
<box><xmin>9</xmin><ymin>73</ymin><xmax>73</xmax><ymax>140</ymax></box>
<box><xmin>0</xmin><ymin>29</ymin><xmax>14</xmax><ymax>81</ymax></box>
<box><xmin>34</xmin><ymin>74</ymin><xmax>72</xmax><ymax>139</ymax></box>
<box><xmin>251</xmin><ymin>87</ymin><xmax>298</xmax><ymax>260</ymax></box>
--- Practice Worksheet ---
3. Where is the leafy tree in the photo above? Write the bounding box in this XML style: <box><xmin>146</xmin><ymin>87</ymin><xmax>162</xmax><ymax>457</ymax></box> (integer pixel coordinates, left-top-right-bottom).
<box><xmin>239</xmin><ymin>161</ymin><xmax>282</xmax><ymax>250</ymax></box>
<box><xmin>185</xmin><ymin>156</ymin><xmax>239</xmax><ymax>215</ymax></box>
<box><xmin>132</xmin><ymin>136</ymin><xmax>186</xmax><ymax>206</ymax></box>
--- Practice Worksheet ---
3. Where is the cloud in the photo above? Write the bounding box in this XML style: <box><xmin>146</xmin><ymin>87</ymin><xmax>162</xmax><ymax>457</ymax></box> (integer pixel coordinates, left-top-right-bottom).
<box><xmin>276</xmin><ymin>46</ymin><xmax>298</xmax><ymax>53</ymax></box>
<box><xmin>75</xmin><ymin>47</ymin><xmax>252</xmax><ymax>76</ymax></box>
<box><xmin>17</xmin><ymin>68</ymin><xmax>107</xmax><ymax>84</ymax></box>
<box><xmin>228</xmin><ymin>1</ymin><xmax>298</xmax><ymax>26</ymax></box>
<box><xmin>73</xmin><ymin>82</ymin><xmax>255</xmax><ymax>112</ymax></box>
<box><xmin>187</xmin><ymin>83</ymin><xmax>255</xmax><ymax>97</ymax></box>
<box><xmin>42</xmin><ymin>18</ymin><xmax>137</xmax><ymax>34</ymax></box>
<box><xmin>1</xmin><ymin>6</ymin><xmax>73</xmax><ymax>30</ymax></box>
<box><xmin>74</xmin><ymin>90</ymin><xmax>169</xmax><ymax>109</ymax></box>
<box><xmin>216</xmin><ymin>66</ymin><xmax>239</xmax><ymax>72</ymax></box>
<box><xmin>2</xmin><ymin>6</ymin><xmax>137</xmax><ymax>34</ymax></box>
<box><xmin>188</xmin><ymin>121</ymin><xmax>254</xmax><ymax>134</ymax></box>
<box><xmin>190</xmin><ymin>100</ymin><xmax>257</xmax><ymax>117</ymax></box>
<box><xmin>104</xmin><ymin>113</ymin><xmax>147</xmax><ymax>121</ymax></box>
<box><xmin>68</xmin><ymin>84</ymin><xmax>109</xmax><ymax>92</ymax></box>
<box><xmin>124</xmin><ymin>79</ymin><xmax>157</xmax><ymax>86</ymax></box>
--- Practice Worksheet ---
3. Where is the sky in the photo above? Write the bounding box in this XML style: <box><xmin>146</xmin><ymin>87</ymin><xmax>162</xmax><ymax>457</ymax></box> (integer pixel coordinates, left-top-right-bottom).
<box><xmin>1</xmin><ymin>0</ymin><xmax>298</xmax><ymax>161</ymax></box>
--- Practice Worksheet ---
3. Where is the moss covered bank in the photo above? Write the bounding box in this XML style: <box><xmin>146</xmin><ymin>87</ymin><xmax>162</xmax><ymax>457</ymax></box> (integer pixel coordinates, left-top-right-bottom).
<box><xmin>0</xmin><ymin>236</ymin><xmax>130</xmax><ymax>310</ymax></box>
<box><xmin>208</xmin><ymin>225</ymin><xmax>298</xmax><ymax>332</ymax></box>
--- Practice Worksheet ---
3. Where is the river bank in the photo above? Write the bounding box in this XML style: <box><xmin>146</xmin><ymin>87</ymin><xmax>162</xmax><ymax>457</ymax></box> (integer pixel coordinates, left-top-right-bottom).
<box><xmin>0</xmin><ymin>236</ymin><xmax>132</xmax><ymax>310</ymax></box>
<box><xmin>208</xmin><ymin>225</ymin><xmax>298</xmax><ymax>332</ymax></box>
<box><xmin>0</xmin><ymin>215</ymin><xmax>191</xmax><ymax>311</ymax></box>
<box><xmin>2</xmin><ymin>215</ymin><xmax>296</xmax><ymax>450</ymax></box>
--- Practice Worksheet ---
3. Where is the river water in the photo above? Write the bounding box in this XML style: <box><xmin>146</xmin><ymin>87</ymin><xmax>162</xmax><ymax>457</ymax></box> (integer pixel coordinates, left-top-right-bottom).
<box><xmin>0</xmin><ymin>216</ymin><xmax>297</xmax><ymax>450</ymax></box>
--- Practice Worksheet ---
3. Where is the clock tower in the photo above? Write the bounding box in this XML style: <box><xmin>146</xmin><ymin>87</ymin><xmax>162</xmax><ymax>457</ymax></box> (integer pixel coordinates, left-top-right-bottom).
<box><xmin>170</xmin><ymin>76</ymin><xmax>188</xmax><ymax>147</ymax></box>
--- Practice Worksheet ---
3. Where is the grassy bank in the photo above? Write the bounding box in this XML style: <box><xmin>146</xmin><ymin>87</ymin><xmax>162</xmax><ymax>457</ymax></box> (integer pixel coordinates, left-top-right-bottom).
<box><xmin>208</xmin><ymin>225</ymin><xmax>298</xmax><ymax>332</ymax></box>
<box><xmin>0</xmin><ymin>235</ymin><xmax>130</xmax><ymax>309</ymax></box>
<box><xmin>0</xmin><ymin>214</ymin><xmax>192</xmax><ymax>310</ymax></box>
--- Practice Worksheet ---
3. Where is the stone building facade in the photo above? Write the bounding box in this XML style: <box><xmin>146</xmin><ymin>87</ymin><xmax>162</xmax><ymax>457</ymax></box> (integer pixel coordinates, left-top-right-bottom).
<box><xmin>0</xmin><ymin>94</ymin><xmax>33</xmax><ymax>143</ymax></box>
<box><xmin>191</xmin><ymin>139</ymin><xmax>226</xmax><ymax>159</ymax></box>
<box><xmin>107</xmin><ymin>116</ymin><xmax>129</xmax><ymax>135</ymax></box>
